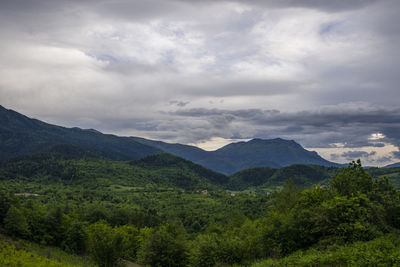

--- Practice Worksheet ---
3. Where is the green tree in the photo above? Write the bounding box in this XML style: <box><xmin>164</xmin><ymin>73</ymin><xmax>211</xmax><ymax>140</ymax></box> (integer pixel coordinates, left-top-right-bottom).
<box><xmin>4</xmin><ymin>205</ymin><xmax>30</xmax><ymax>238</ymax></box>
<box><xmin>116</xmin><ymin>225</ymin><xmax>140</xmax><ymax>261</ymax></box>
<box><xmin>0</xmin><ymin>189</ymin><xmax>17</xmax><ymax>223</ymax></box>
<box><xmin>330</xmin><ymin>160</ymin><xmax>373</xmax><ymax>197</ymax></box>
<box><xmin>137</xmin><ymin>224</ymin><xmax>188</xmax><ymax>267</ymax></box>
<box><xmin>87</xmin><ymin>222</ymin><xmax>124</xmax><ymax>267</ymax></box>
<box><xmin>62</xmin><ymin>221</ymin><xmax>87</xmax><ymax>254</ymax></box>
<box><xmin>189</xmin><ymin>233</ymin><xmax>219</xmax><ymax>267</ymax></box>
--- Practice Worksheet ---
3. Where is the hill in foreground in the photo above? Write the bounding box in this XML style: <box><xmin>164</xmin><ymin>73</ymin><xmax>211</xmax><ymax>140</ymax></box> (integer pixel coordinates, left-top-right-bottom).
<box><xmin>0</xmin><ymin>151</ymin><xmax>228</xmax><ymax>190</ymax></box>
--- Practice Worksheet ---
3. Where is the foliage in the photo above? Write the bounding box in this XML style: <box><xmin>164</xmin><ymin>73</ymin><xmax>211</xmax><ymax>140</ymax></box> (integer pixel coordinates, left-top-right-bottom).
<box><xmin>0</xmin><ymin>152</ymin><xmax>399</xmax><ymax>267</ymax></box>
<box><xmin>0</xmin><ymin>238</ymin><xmax>95</xmax><ymax>267</ymax></box>
<box><xmin>4</xmin><ymin>205</ymin><xmax>30</xmax><ymax>238</ymax></box>
<box><xmin>253</xmin><ymin>234</ymin><xmax>400</xmax><ymax>266</ymax></box>
<box><xmin>0</xmin><ymin>241</ymin><xmax>71</xmax><ymax>267</ymax></box>
<box><xmin>137</xmin><ymin>224</ymin><xmax>188</xmax><ymax>267</ymax></box>
<box><xmin>330</xmin><ymin>160</ymin><xmax>373</xmax><ymax>196</ymax></box>
<box><xmin>87</xmin><ymin>222</ymin><xmax>125</xmax><ymax>267</ymax></box>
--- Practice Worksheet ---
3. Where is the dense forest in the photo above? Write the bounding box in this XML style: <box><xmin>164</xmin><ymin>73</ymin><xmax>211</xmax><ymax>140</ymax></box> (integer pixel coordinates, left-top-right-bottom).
<box><xmin>0</xmin><ymin>148</ymin><xmax>399</xmax><ymax>266</ymax></box>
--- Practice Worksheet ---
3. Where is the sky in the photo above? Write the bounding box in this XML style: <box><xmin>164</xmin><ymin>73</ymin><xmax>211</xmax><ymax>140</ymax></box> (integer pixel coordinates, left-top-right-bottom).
<box><xmin>0</xmin><ymin>0</ymin><xmax>399</xmax><ymax>166</ymax></box>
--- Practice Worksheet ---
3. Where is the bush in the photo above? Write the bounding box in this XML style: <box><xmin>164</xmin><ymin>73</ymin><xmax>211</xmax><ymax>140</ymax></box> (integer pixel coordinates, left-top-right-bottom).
<box><xmin>137</xmin><ymin>224</ymin><xmax>188</xmax><ymax>267</ymax></box>
<box><xmin>87</xmin><ymin>222</ymin><xmax>124</xmax><ymax>267</ymax></box>
<box><xmin>4</xmin><ymin>205</ymin><xmax>30</xmax><ymax>238</ymax></box>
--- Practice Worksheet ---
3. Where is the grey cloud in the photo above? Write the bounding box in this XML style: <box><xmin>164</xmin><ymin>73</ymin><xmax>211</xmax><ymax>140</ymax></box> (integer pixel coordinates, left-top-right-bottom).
<box><xmin>169</xmin><ymin>79</ymin><xmax>306</xmax><ymax>97</ymax></box>
<box><xmin>341</xmin><ymin>150</ymin><xmax>376</xmax><ymax>160</ymax></box>
<box><xmin>376</xmin><ymin>156</ymin><xmax>393</xmax><ymax>163</ymax></box>
<box><xmin>170</xmin><ymin>106</ymin><xmax>400</xmax><ymax>128</ymax></box>
<box><xmin>168</xmin><ymin>106</ymin><xmax>400</xmax><ymax>149</ymax></box>
<box><xmin>0</xmin><ymin>0</ymin><xmax>399</xmax><ymax>167</ymax></box>
<box><xmin>0</xmin><ymin>0</ymin><xmax>376</xmax><ymax>17</ymax></box>
<box><xmin>169</xmin><ymin>100</ymin><xmax>190</xmax><ymax>107</ymax></box>
<box><xmin>371</xmin><ymin>143</ymin><xmax>386</xmax><ymax>148</ymax></box>
<box><xmin>330</xmin><ymin>153</ymin><xmax>340</xmax><ymax>161</ymax></box>
<box><xmin>392</xmin><ymin>151</ymin><xmax>400</xmax><ymax>159</ymax></box>
<box><xmin>174</xmin><ymin>0</ymin><xmax>376</xmax><ymax>13</ymax></box>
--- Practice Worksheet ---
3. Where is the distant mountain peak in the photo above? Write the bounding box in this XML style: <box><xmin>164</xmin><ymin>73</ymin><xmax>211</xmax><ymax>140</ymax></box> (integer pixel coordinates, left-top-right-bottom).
<box><xmin>248</xmin><ymin>138</ymin><xmax>300</xmax><ymax>145</ymax></box>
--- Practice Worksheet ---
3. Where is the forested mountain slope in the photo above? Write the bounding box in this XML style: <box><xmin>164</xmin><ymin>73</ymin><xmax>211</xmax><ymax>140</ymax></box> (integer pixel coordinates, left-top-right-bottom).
<box><xmin>132</xmin><ymin>137</ymin><xmax>340</xmax><ymax>174</ymax></box>
<box><xmin>1</xmin><ymin>105</ymin><xmax>340</xmax><ymax>174</ymax></box>
<box><xmin>0</xmin><ymin>150</ymin><xmax>228</xmax><ymax>190</ymax></box>
<box><xmin>0</xmin><ymin>105</ymin><xmax>161</xmax><ymax>161</ymax></box>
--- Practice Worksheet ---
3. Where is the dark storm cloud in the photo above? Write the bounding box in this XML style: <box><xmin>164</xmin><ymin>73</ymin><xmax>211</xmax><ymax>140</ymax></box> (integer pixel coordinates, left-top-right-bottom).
<box><xmin>376</xmin><ymin>156</ymin><xmax>393</xmax><ymax>164</ymax></box>
<box><xmin>169</xmin><ymin>100</ymin><xmax>190</xmax><ymax>107</ymax></box>
<box><xmin>341</xmin><ymin>150</ymin><xmax>376</xmax><ymax>160</ymax></box>
<box><xmin>169</xmin><ymin>106</ymin><xmax>400</xmax><ymax>148</ymax></box>
<box><xmin>170</xmin><ymin>106</ymin><xmax>400</xmax><ymax>128</ymax></box>
<box><xmin>330</xmin><ymin>154</ymin><xmax>340</xmax><ymax>161</ymax></box>
<box><xmin>0</xmin><ymin>0</ymin><xmax>399</xmax><ymax>167</ymax></box>
<box><xmin>173</xmin><ymin>0</ymin><xmax>376</xmax><ymax>13</ymax></box>
<box><xmin>392</xmin><ymin>151</ymin><xmax>400</xmax><ymax>159</ymax></box>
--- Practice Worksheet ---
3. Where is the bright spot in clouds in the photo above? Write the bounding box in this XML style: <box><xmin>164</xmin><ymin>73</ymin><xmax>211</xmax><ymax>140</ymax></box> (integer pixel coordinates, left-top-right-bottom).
<box><xmin>369</xmin><ymin>133</ymin><xmax>385</xmax><ymax>140</ymax></box>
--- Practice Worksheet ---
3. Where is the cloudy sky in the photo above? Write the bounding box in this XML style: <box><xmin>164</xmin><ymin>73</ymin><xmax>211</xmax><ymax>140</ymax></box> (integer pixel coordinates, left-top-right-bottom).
<box><xmin>1</xmin><ymin>0</ymin><xmax>399</xmax><ymax>166</ymax></box>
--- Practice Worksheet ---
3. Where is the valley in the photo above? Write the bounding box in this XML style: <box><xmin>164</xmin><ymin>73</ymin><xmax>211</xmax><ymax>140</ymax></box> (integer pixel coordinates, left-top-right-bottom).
<box><xmin>0</xmin><ymin>106</ymin><xmax>399</xmax><ymax>266</ymax></box>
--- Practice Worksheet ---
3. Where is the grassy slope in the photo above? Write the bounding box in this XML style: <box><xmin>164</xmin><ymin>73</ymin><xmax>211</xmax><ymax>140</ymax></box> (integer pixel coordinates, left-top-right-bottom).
<box><xmin>0</xmin><ymin>236</ymin><xmax>96</xmax><ymax>267</ymax></box>
<box><xmin>252</xmin><ymin>234</ymin><xmax>400</xmax><ymax>267</ymax></box>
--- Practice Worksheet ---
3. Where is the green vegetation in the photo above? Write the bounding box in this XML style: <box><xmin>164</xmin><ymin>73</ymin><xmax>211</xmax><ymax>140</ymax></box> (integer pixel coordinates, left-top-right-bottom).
<box><xmin>0</xmin><ymin>236</ymin><xmax>95</xmax><ymax>267</ymax></box>
<box><xmin>229</xmin><ymin>164</ymin><xmax>340</xmax><ymax>190</ymax></box>
<box><xmin>1</xmin><ymin>106</ymin><xmax>340</xmax><ymax>175</ymax></box>
<box><xmin>253</xmin><ymin>234</ymin><xmax>400</xmax><ymax>266</ymax></box>
<box><xmin>0</xmin><ymin>153</ymin><xmax>399</xmax><ymax>266</ymax></box>
<box><xmin>0</xmin><ymin>105</ymin><xmax>161</xmax><ymax>161</ymax></box>
<box><xmin>368</xmin><ymin>166</ymin><xmax>400</xmax><ymax>189</ymax></box>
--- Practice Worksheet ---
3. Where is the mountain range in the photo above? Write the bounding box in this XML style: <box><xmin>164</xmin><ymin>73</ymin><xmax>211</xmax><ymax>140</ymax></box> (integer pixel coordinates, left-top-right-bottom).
<box><xmin>1</xmin><ymin>105</ymin><xmax>339</xmax><ymax>174</ymax></box>
<box><xmin>131</xmin><ymin>136</ymin><xmax>338</xmax><ymax>173</ymax></box>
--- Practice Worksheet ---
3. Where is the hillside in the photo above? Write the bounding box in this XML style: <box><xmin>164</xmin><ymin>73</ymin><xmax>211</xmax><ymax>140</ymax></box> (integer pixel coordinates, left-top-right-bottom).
<box><xmin>214</xmin><ymin>138</ymin><xmax>337</xmax><ymax>172</ymax></box>
<box><xmin>384</xmin><ymin>162</ymin><xmax>400</xmax><ymax>168</ymax></box>
<box><xmin>1</xmin><ymin>105</ymin><xmax>341</xmax><ymax>174</ymax></box>
<box><xmin>0</xmin><ymin>150</ymin><xmax>227</xmax><ymax>190</ymax></box>
<box><xmin>1</xmin><ymin>159</ymin><xmax>399</xmax><ymax>267</ymax></box>
<box><xmin>132</xmin><ymin>137</ymin><xmax>339</xmax><ymax>174</ymax></box>
<box><xmin>130</xmin><ymin>153</ymin><xmax>229</xmax><ymax>186</ymax></box>
<box><xmin>229</xmin><ymin>165</ymin><xmax>340</xmax><ymax>190</ymax></box>
<box><xmin>367</xmin><ymin>167</ymin><xmax>400</xmax><ymax>188</ymax></box>
<box><xmin>0</xmin><ymin>105</ymin><xmax>161</xmax><ymax>161</ymax></box>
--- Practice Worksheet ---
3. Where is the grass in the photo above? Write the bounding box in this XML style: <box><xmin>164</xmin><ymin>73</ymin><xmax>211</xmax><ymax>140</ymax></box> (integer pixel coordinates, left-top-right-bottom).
<box><xmin>251</xmin><ymin>234</ymin><xmax>400</xmax><ymax>267</ymax></box>
<box><xmin>0</xmin><ymin>235</ymin><xmax>96</xmax><ymax>267</ymax></box>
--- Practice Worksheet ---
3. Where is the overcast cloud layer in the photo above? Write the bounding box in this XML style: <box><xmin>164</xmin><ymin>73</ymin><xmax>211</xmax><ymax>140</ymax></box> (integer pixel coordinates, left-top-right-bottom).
<box><xmin>0</xmin><ymin>0</ymin><xmax>399</xmax><ymax>166</ymax></box>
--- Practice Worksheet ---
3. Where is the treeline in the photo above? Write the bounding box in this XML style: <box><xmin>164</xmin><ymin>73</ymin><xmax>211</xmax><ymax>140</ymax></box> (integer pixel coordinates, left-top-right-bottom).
<box><xmin>1</xmin><ymin>160</ymin><xmax>399</xmax><ymax>266</ymax></box>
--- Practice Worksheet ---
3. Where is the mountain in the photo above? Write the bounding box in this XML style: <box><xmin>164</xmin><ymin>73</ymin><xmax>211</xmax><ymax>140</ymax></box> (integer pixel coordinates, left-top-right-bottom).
<box><xmin>384</xmin><ymin>162</ymin><xmax>400</xmax><ymax>168</ymax></box>
<box><xmin>1</xmin><ymin>105</ymin><xmax>339</xmax><ymax>174</ymax></box>
<box><xmin>0</xmin><ymin>105</ymin><xmax>161</xmax><ymax>160</ymax></box>
<box><xmin>130</xmin><ymin>137</ymin><xmax>237</xmax><ymax>174</ymax></box>
<box><xmin>133</xmin><ymin>137</ymin><xmax>339</xmax><ymax>174</ymax></box>
<box><xmin>213</xmin><ymin>138</ymin><xmax>337</xmax><ymax>172</ymax></box>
